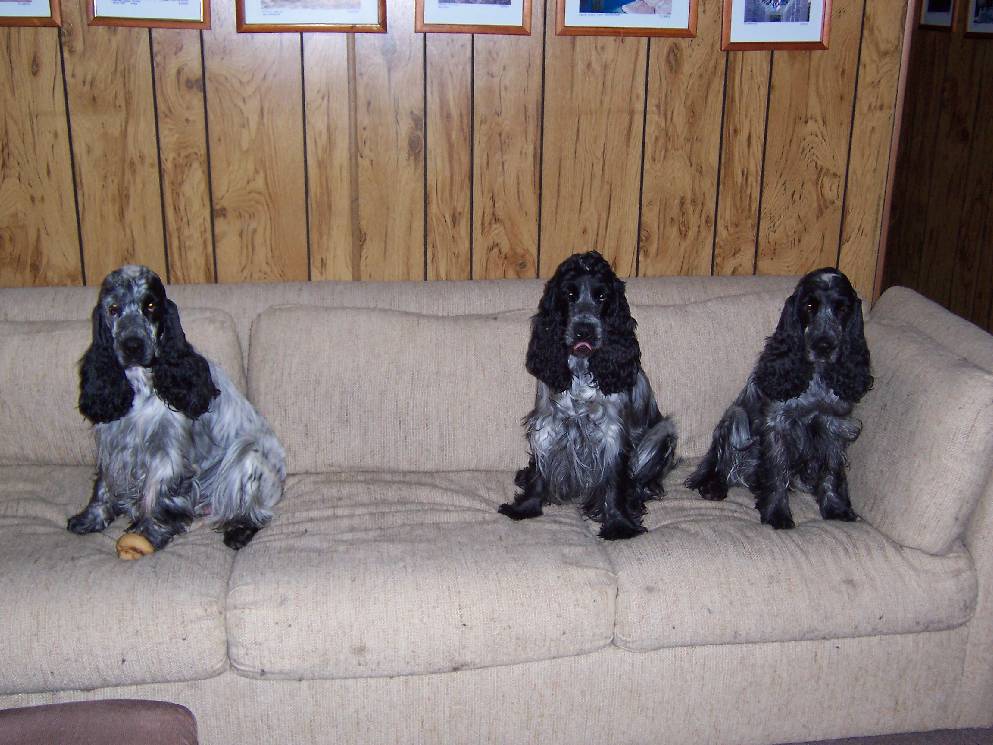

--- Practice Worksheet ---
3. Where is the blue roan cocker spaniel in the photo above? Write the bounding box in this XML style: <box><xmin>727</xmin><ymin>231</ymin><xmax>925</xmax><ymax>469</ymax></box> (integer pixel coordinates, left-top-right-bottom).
<box><xmin>686</xmin><ymin>267</ymin><xmax>873</xmax><ymax>529</ymax></box>
<box><xmin>69</xmin><ymin>265</ymin><xmax>286</xmax><ymax>552</ymax></box>
<box><xmin>499</xmin><ymin>251</ymin><xmax>678</xmax><ymax>540</ymax></box>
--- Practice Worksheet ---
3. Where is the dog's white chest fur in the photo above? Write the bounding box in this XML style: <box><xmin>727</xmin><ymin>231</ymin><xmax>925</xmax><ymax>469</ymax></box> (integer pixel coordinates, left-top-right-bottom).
<box><xmin>529</xmin><ymin>368</ymin><xmax>625</xmax><ymax>499</ymax></box>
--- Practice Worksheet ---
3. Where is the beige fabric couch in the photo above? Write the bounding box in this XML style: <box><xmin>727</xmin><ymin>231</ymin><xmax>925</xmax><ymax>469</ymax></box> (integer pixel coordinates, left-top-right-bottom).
<box><xmin>1</xmin><ymin>276</ymin><xmax>991</xmax><ymax>745</ymax></box>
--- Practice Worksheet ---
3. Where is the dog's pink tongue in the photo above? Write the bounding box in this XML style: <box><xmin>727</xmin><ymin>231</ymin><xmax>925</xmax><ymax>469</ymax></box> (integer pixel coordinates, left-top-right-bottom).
<box><xmin>571</xmin><ymin>341</ymin><xmax>593</xmax><ymax>357</ymax></box>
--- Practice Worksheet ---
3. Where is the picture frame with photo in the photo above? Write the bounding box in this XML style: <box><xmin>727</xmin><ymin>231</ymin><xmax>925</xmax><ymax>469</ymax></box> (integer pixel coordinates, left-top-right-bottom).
<box><xmin>965</xmin><ymin>0</ymin><xmax>993</xmax><ymax>35</ymax></box>
<box><xmin>919</xmin><ymin>0</ymin><xmax>956</xmax><ymax>30</ymax></box>
<box><xmin>721</xmin><ymin>0</ymin><xmax>831</xmax><ymax>50</ymax></box>
<box><xmin>237</xmin><ymin>0</ymin><xmax>386</xmax><ymax>32</ymax></box>
<box><xmin>0</xmin><ymin>0</ymin><xmax>61</xmax><ymax>27</ymax></box>
<box><xmin>87</xmin><ymin>0</ymin><xmax>209</xmax><ymax>28</ymax></box>
<box><xmin>416</xmin><ymin>0</ymin><xmax>530</xmax><ymax>34</ymax></box>
<box><xmin>556</xmin><ymin>0</ymin><xmax>697</xmax><ymax>37</ymax></box>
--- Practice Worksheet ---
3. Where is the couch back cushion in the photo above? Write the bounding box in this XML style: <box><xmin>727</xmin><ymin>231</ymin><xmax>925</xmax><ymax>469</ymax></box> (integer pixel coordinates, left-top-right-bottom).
<box><xmin>0</xmin><ymin>310</ymin><xmax>245</xmax><ymax>467</ymax></box>
<box><xmin>249</xmin><ymin>291</ymin><xmax>791</xmax><ymax>474</ymax></box>
<box><xmin>848</xmin><ymin>319</ymin><xmax>993</xmax><ymax>555</ymax></box>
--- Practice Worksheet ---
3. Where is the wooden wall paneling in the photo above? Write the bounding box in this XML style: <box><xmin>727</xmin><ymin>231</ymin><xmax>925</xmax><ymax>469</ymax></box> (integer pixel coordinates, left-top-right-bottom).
<box><xmin>202</xmin><ymin>0</ymin><xmax>308</xmax><ymax>283</ymax></box>
<box><xmin>472</xmin><ymin>0</ymin><xmax>543</xmax><ymax>280</ymax></box>
<box><xmin>756</xmin><ymin>1</ymin><xmax>862</xmax><ymax>278</ymax></box>
<box><xmin>916</xmin><ymin>30</ymin><xmax>985</xmax><ymax>307</ymax></box>
<box><xmin>838</xmin><ymin>0</ymin><xmax>908</xmax><ymax>301</ymax></box>
<box><xmin>638</xmin><ymin>0</ymin><xmax>725</xmax><ymax>277</ymax></box>
<box><xmin>353</xmin><ymin>0</ymin><xmax>426</xmax><ymax>281</ymax></box>
<box><xmin>713</xmin><ymin>51</ymin><xmax>770</xmax><ymax>277</ymax></box>
<box><xmin>881</xmin><ymin>29</ymin><xmax>946</xmax><ymax>292</ymax></box>
<box><xmin>426</xmin><ymin>33</ymin><xmax>471</xmax><ymax>281</ymax></box>
<box><xmin>151</xmin><ymin>29</ymin><xmax>214</xmax><ymax>284</ymax></box>
<box><xmin>539</xmin><ymin>35</ymin><xmax>647</xmax><ymax>278</ymax></box>
<box><xmin>0</xmin><ymin>27</ymin><xmax>81</xmax><ymax>287</ymax></box>
<box><xmin>61</xmin><ymin>0</ymin><xmax>166</xmax><ymax>283</ymax></box>
<box><xmin>950</xmin><ymin>44</ymin><xmax>993</xmax><ymax>324</ymax></box>
<box><xmin>303</xmin><ymin>34</ymin><xmax>354</xmax><ymax>281</ymax></box>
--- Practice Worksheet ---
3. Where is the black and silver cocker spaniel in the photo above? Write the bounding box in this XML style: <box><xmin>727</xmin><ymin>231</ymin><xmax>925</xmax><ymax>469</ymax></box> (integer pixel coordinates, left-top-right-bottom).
<box><xmin>499</xmin><ymin>251</ymin><xmax>678</xmax><ymax>540</ymax></box>
<box><xmin>68</xmin><ymin>265</ymin><xmax>286</xmax><ymax>552</ymax></box>
<box><xmin>685</xmin><ymin>267</ymin><xmax>873</xmax><ymax>529</ymax></box>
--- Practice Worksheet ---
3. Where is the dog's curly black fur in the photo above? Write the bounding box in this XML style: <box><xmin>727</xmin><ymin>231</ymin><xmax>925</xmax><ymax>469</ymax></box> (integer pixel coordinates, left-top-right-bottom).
<box><xmin>686</xmin><ymin>267</ymin><xmax>873</xmax><ymax>529</ymax></box>
<box><xmin>500</xmin><ymin>251</ymin><xmax>678</xmax><ymax>540</ymax></box>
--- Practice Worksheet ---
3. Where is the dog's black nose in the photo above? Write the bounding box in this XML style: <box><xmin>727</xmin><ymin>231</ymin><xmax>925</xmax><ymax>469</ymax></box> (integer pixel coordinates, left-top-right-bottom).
<box><xmin>120</xmin><ymin>336</ymin><xmax>145</xmax><ymax>359</ymax></box>
<box><xmin>810</xmin><ymin>336</ymin><xmax>836</xmax><ymax>357</ymax></box>
<box><xmin>572</xmin><ymin>322</ymin><xmax>596</xmax><ymax>342</ymax></box>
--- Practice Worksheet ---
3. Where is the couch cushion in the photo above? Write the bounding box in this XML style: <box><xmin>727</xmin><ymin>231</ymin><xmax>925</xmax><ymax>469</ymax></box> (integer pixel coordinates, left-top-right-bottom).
<box><xmin>847</xmin><ymin>319</ymin><xmax>993</xmax><ymax>555</ymax></box>
<box><xmin>0</xmin><ymin>310</ymin><xmax>246</xmax><ymax>467</ymax></box>
<box><xmin>0</xmin><ymin>466</ymin><xmax>232</xmax><ymax>694</ymax></box>
<box><xmin>226</xmin><ymin>471</ymin><xmax>616</xmax><ymax>680</ymax></box>
<box><xmin>606</xmin><ymin>463</ymin><xmax>977</xmax><ymax>652</ymax></box>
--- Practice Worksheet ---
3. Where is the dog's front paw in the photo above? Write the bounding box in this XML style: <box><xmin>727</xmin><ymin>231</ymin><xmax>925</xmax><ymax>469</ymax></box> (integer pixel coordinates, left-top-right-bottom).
<box><xmin>223</xmin><ymin>523</ymin><xmax>260</xmax><ymax>550</ymax></box>
<box><xmin>759</xmin><ymin>503</ymin><xmax>795</xmax><ymax>530</ymax></box>
<box><xmin>598</xmin><ymin>520</ymin><xmax>645</xmax><ymax>541</ymax></box>
<box><xmin>692</xmin><ymin>474</ymin><xmax>728</xmax><ymax>502</ymax></box>
<box><xmin>67</xmin><ymin>510</ymin><xmax>111</xmax><ymax>535</ymax></box>
<box><xmin>498</xmin><ymin>499</ymin><xmax>543</xmax><ymax>521</ymax></box>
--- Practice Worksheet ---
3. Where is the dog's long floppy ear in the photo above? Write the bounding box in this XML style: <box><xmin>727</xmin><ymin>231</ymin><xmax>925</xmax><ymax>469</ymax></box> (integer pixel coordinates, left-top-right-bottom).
<box><xmin>526</xmin><ymin>276</ymin><xmax>573</xmax><ymax>393</ymax></box>
<box><xmin>824</xmin><ymin>298</ymin><xmax>873</xmax><ymax>403</ymax></box>
<box><xmin>79</xmin><ymin>304</ymin><xmax>134</xmax><ymax>424</ymax></box>
<box><xmin>151</xmin><ymin>299</ymin><xmax>218</xmax><ymax>419</ymax></box>
<box><xmin>589</xmin><ymin>275</ymin><xmax>640</xmax><ymax>395</ymax></box>
<box><xmin>754</xmin><ymin>291</ymin><xmax>812</xmax><ymax>401</ymax></box>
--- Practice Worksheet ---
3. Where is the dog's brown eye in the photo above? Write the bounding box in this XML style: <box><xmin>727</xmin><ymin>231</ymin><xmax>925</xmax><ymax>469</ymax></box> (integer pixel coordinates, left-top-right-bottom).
<box><xmin>566</xmin><ymin>287</ymin><xmax>578</xmax><ymax>301</ymax></box>
<box><xmin>145</xmin><ymin>301</ymin><xmax>156</xmax><ymax>313</ymax></box>
<box><xmin>804</xmin><ymin>301</ymin><xmax>816</xmax><ymax>314</ymax></box>
<box><xmin>594</xmin><ymin>290</ymin><xmax>605</xmax><ymax>302</ymax></box>
<box><xmin>108</xmin><ymin>304</ymin><xmax>120</xmax><ymax>317</ymax></box>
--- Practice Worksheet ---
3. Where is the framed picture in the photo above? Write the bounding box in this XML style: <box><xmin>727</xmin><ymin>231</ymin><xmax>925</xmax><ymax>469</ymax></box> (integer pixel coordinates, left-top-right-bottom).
<box><xmin>237</xmin><ymin>0</ymin><xmax>386</xmax><ymax>31</ymax></box>
<box><xmin>416</xmin><ymin>0</ymin><xmax>530</xmax><ymax>33</ymax></box>
<box><xmin>87</xmin><ymin>0</ymin><xmax>209</xmax><ymax>28</ymax></box>
<box><xmin>0</xmin><ymin>0</ymin><xmax>61</xmax><ymax>27</ymax></box>
<box><xmin>556</xmin><ymin>0</ymin><xmax>697</xmax><ymax>37</ymax></box>
<box><xmin>965</xmin><ymin>0</ymin><xmax>993</xmax><ymax>35</ymax></box>
<box><xmin>919</xmin><ymin>0</ymin><xmax>956</xmax><ymax>29</ymax></box>
<box><xmin>721</xmin><ymin>0</ymin><xmax>831</xmax><ymax>50</ymax></box>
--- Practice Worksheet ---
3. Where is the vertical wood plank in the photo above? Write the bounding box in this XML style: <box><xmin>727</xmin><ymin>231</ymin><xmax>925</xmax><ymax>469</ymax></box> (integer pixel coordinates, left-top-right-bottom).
<box><xmin>539</xmin><ymin>35</ymin><xmax>646</xmax><ymax>278</ymax></box>
<box><xmin>354</xmin><ymin>0</ymin><xmax>425</xmax><ymax>281</ymax></box>
<box><xmin>916</xmin><ymin>31</ymin><xmax>985</xmax><ymax>306</ymax></box>
<box><xmin>0</xmin><ymin>27</ymin><xmax>81</xmax><ymax>287</ymax></box>
<box><xmin>152</xmin><ymin>29</ymin><xmax>214</xmax><ymax>284</ymax></box>
<box><xmin>304</xmin><ymin>34</ymin><xmax>354</xmax><ymax>281</ymax></box>
<box><xmin>713</xmin><ymin>51</ymin><xmax>770</xmax><ymax>277</ymax></box>
<box><xmin>639</xmin><ymin>0</ymin><xmax>725</xmax><ymax>277</ymax></box>
<box><xmin>426</xmin><ymin>33</ymin><xmax>471</xmax><ymax>281</ymax></box>
<box><xmin>203</xmin><ymin>0</ymin><xmax>307</xmax><ymax>283</ymax></box>
<box><xmin>756</xmin><ymin>2</ymin><xmax>861</xmax><ymax>277</ymax></box>
<box><xmin>473</xmin><ymin>0</ymin><xmax>544</xmax><ymax>279</ymax></box>
<box><xmin>838</xmin><ymin>0</ymin><xmax>908</xmax><ymax>300</ymax></box>
<box><xmin>61</xmin><ymin>0</ymin><xmax>165</xmax><ymax>283</ymax></box>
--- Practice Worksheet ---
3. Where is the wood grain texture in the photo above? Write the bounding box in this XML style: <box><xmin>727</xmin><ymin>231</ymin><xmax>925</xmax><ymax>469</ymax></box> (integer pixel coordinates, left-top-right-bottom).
<box><xmin>0</xmin><ymin>27</ymin><xmax>80</xmax><ymax>287</ymax></box>
<box><xmin>838</xmin><ymin>0</ymin><xmax>907</xmax><ymax>301</ymax></box>
<box><xmin>426</xmin><ymin>33</ymin><xmax>471</xmax><ymax>281</ymax></box>
<box><xmin>203</xmin><ymin>0</ymin><xmax>307</xmax><ymax>283</ymax></box>
<box><xmin>152</xmin><ymin>29</ymin><xmax>214</xmax><ymax>284</ymax></box>
<box><xmin>756</xmin><ymin>1</ymin><xmax>861</xmax><ymax>278</ymax></box>
<box><xmin>713</xmin><ymin>51</ymin><xmax>770</xmax><ymax>276</ymax></box>
<box><xmin>539</xmin><ymin>34</ymin><xmax>646</xmax><ymax>278</ymax></box>
<box><xmin>472</xmin><ymin>0</ymin><xmax>544</xmax><ymax>280</ymax></box>
<box><xmin>353</xmin><ymin>0</ymin><xmax>425</xmax><ymax>281</ymax></box>
<box><xmin>303</xmin><ymin>33</ymin><xmax>354</xmax><ymax>281</ymax></box>
<box><xmin>61</xmin><ymin>0</ymin><xmax>165</xmax><ymax>283</ymax></box>
<box><xmin>639</xmin><ymin>0</ymin><xmax>724</xmax><ymax>277</ymax></box>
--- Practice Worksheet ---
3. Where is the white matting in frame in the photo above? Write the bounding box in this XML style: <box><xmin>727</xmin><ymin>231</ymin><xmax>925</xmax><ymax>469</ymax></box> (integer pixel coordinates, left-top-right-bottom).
<box><xmin>88</xmin><ymin>0</ymin><xmax>208</xmax><ymax>27</ymax></box>
<box><xmin>722</xmin><ymin>0</ymin><xmax>830</xmax><ymax>50</ymax></box>
<box><xmin>238</xmin><ymin>0</ymin><xmax>383</xmax><ymax>30</ymax></box>
<box><xmin>558</xmin><ymin>0</ymin><xmax>696</xmax><ymax>36</ymax></box>
<box><xmin>0</xmin><ymin>0</ymin><xmax>60</xmax><ymax>26</ymax></box>
<box><xmin>418</xmin><ymin>0</ymin><xmax>528</xmax><ymax>33</ymax></box>
<box><xmin>920</xmin><ymin>0</ymin><xmax>955</xmax><ymax>29</ymax></box>
<box><xmin>966</xmin><ymin>0</ymin><xmax>993</xmax><ymax>35</ymax></box>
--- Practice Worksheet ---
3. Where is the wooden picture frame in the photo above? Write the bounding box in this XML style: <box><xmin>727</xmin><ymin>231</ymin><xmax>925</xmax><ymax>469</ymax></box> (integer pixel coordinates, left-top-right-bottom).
<box><xmin>0</xmin><ymin>0</ymin><xmax>61</xmax><ymax>27</ymax></box>
<box><xmin>236</xmin><ymin>0</ymin><xmax>386</xmax><ymax>32</ymax></box>
<box><xmin>919</xmin><ymin>0</ymin><xmax>957</xmax><ymax>29</ymax></box>
<box><xmin>965</xmin><ymin>0</ymin><xmax>993</xmax><ymax>35</ymax></box>
<box><xmin>555</xmin><ymin>0</ymin><xmax>697</xmax><ymax>37</ymax></box>
<box><xmin>87</xmin><ymin>0</ymin><xmax>209</xmax><ymax>28</ymax></box>
<box><xmin>416</xmin><ymin>0</ymin><xmax>530</xmax><ymax>34</ymax></box>
<box><xmin>721</xmin><ymin>0</ymin><xmax>832</xmax><ymax>50</ymax></box>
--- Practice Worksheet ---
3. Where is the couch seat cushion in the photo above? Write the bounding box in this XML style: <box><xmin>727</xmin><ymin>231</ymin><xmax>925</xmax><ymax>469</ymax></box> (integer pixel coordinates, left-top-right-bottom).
<box><xmin>0</xmin><ymin>467</ymin><xmax>232</xmax><ymax>694</ymax></box>
<box><xmin>226</xmin><ymin>471</ymin><xmax>616</xmax><ymax>680</ymax></box>
<box><xmin>606</xmin><ymin>463</ymin><xmax>977</xmax><ymax>652</ymax></box>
